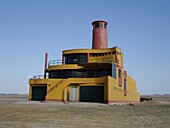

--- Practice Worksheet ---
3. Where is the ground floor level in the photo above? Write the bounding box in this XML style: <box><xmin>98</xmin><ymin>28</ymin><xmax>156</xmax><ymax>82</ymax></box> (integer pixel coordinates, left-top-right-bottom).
<box><xmin>29</xmin><ymin>76</ymin><xmax>140</xmax><ymax>104</ymax></box>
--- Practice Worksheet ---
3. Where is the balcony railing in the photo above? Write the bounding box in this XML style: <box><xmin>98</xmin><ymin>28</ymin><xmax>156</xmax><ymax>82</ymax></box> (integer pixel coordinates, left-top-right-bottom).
<box><xmin>32</xmin><ymin>75</ymin><xmax>48</xmax><ymax>79</ymax></box>
<box><xmin>47</xmin><ymin>58</ymin><xmax>115</xmax><ymax>66</ymax></box>
<box><xmin>48</xmin><ymin>59</ymin><xmax>62</xmax><ymax>66</ymax></box>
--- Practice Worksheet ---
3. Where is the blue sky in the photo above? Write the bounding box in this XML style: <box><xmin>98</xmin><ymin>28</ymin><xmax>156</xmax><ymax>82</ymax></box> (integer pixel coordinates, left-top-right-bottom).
<box><xmin>0</xmin><ymin>0</ymin><xmax>169</xmax><ymax>94</ymax></box>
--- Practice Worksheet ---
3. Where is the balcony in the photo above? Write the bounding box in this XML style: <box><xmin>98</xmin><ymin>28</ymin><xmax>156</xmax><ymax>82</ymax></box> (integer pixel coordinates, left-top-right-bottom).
<box><xmin>29</xmin><ymin>75</ymin><xmax>48</xmax><ymax>85</ymax></box>
<box><xmin>32</xmin><ymin>75</ymin><xmax>45</xmax><ymax>79</ymax></box>
<box><xmin>48</xmin><ymin>59</ymin><xmax>62</xmax><ymax>66</ymax></box>
<box><xmin>47</xmin><ymin>58</ymin><xmax>115</xmax><ymax>67</ymax></box>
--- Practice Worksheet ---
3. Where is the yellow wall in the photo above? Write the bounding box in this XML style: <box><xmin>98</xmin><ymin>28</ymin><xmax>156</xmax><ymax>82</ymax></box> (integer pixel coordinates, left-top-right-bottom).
<box><xmin>107</xmin><ymin>76</ymin><xmax>140</xmax><ymax>103</ymax></box>
<box><xmin>63</xmin><ymin>47</ymin><xmax>122</xmax><ymax>65</ymax></box>
<box><xmin>29</xmin><ymin>77</ymin><xmax>107</xmax><ymax>101</ymax></box>
<box><xmin>126</xmin><ymin>75</ymin><xmax>140</xmax><ymax>101</ymax></box>
<box><xmin>29</xmin><ymin>74</ymin><xmax>140</xmax><ymax>103</ymax></box>
<box><xmin>63</xmin><ymin>47</ymin><xmax>121</xmax><ymax>55</ymax></box>
<box><xmin>29</xmin><ymin>46</ymin><xmax>140</xmax><ymax>103</ymax></box>
<box><xmin>48</xmin><ymin>64</ymin><xmax>84</xmax><ymax>71</ymax></box>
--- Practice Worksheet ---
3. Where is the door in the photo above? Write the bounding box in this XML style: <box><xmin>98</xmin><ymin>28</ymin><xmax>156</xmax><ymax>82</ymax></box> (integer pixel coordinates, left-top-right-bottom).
<box><xmin>80</xmin><ymin>86</ymin><xmax>104</xmax><ymax>103</ymax></box>
<box><xmin>32</xmin><ymin>86</ymin><xmax>47</xmax><ymax>101</ymax></box>
<box><xmin>69</xmin><ymin>85</ymin><xmax>78</xmax><ymax>101</ymax></box>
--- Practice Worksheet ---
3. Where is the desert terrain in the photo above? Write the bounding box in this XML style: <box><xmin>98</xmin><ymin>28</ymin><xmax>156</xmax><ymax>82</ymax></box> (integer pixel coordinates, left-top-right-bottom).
<box><xmin>0</xmin><ymin>94</ymin><xmax>170</xmax><ymax>128</ymax></box>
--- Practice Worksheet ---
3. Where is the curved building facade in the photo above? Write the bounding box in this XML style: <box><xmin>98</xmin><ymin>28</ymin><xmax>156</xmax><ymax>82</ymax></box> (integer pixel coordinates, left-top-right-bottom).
<box><xmin>29</xmin><ymin>20</ymin><xmax>140</xmax><ymax>103</ymax></box>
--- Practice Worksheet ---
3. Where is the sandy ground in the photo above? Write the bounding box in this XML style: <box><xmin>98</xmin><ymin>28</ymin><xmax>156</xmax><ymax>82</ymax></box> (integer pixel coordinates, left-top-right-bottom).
<box><xmin>0</xmin><ymin>94</ymin><xmax>170</xmax><ymax>128</ymax></box>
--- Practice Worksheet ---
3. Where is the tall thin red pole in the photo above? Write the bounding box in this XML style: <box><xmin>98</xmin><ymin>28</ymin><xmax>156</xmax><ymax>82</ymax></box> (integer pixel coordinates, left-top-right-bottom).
<box><xmin>62</xmin><ymin>54</ymin><xmax>64</xmax><ymax>64</ymax></box>
<box><xmin>44</xmin><ymin>53</ymin><xmax>48</xmax><ymax>78</ymax></box>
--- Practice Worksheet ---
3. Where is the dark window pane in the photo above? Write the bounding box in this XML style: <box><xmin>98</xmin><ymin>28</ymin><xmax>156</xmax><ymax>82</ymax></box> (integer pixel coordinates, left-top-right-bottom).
<box><xmin>124</xmin><ymin>80</ymin><xmax>126</xmax><ymax>91</ymax></box>
<box><xmin>95</xmin><ymin>22</ymin><xmax>103</xmax><ymax>28</ymax></box>
<box><xmin>49</xmin><ymin>70</ymin><xmax>66</xmax><ymax>78</ymax></box>
<box><xmin>118</xmin><ymin>69</ymin><xmax>122</xmax><ymax>78</ymax></box>
<box><xmin>49</xmin><ymin>68</ymin><xmax>112</xmax><ymax>79</ymax></box>
<box><xmin>107</xmin><ymin>69</ymin><xmax>112</xmax><ymax>76</ymax></box>
<box><xmin>81</xmin><ymin>71</ymin><xmax>87</xmax><ymax>78</ymax></box>
<box><xmin>64</xmin><ymin>54</ymin><xmax>87</xmax><ymax>64</ymax></box>
<box><xmin>112</xmin><ymin>63</ymin><xmax>116</xmax><ymax>79</ymax></box>
<box><xmin>87</xmin><ymin>70</ymin><xmax>95</xmax><ymax>78</ymax></box>
<box><xmin>96</xmin><ymin>69</ymin><xmax>111</xmax><ymax>78</ymax></box>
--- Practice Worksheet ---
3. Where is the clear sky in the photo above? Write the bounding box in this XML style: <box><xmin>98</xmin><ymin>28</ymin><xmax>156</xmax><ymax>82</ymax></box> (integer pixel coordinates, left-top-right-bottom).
<box><xmin>0</xmin><ymin>0</ymin><xmax>170</xmax><ymax>94</ymax></box>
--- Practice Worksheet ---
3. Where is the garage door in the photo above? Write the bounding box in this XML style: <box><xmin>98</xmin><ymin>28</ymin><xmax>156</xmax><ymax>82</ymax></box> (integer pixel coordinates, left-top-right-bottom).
<box><xmin>32</xmin><ymin>86</ymin><xmax>47</xmax><ymax>101</ymax></box>
<box><xmin>80</xmin><ymin>86</ymin><xmax>104</xmax><ymax>103</ymax></box>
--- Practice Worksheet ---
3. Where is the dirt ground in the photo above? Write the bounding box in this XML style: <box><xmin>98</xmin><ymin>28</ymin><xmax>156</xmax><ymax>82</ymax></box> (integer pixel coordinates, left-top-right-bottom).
<box><xmin>0</xmin><ymin>94</ymin><xmax>170</xmax><ymax>128</ymax></box>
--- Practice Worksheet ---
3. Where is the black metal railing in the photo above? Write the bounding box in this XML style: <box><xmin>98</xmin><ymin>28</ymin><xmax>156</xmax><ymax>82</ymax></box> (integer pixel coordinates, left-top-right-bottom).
<box><xmin>48</xmin><ymin>59</ymin><xmax>62</xmax><ymax>66</ymax></box>
<box><xmin>32</xmin><ymin>75</ymin><xmax>48</xmax><ymax>79</ymax></box>
<box><xmin>47</xmin><ymin>58</ymin><xmax>114</xmax><ymax>66</ymax></box>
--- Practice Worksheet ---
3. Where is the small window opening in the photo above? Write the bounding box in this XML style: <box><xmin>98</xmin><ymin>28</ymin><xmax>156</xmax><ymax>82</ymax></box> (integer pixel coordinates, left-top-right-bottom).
<box><xmin>95</xmin><ymin>22</ymin><xmax>103</xmax><ymax>28</ymax></box>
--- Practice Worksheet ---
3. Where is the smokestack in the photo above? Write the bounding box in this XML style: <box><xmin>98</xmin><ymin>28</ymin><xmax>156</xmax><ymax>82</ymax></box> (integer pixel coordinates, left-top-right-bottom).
<box><xmin>92</xmin><ymin>20</ymin><xmax>108</xmax><ymax>49</ymax></box>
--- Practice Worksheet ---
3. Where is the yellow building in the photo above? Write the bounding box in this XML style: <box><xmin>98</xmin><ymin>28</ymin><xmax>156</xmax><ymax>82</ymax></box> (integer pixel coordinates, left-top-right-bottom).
<box><xmin>29</xmin><ymin>20</ymin><xmax>140</xmax><ymax>103</ymax></box>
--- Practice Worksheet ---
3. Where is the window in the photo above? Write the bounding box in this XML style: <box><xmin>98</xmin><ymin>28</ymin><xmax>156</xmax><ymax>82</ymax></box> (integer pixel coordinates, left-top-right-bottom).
<box><xmin>81</xmin><ymin>71</ymin><xmax>87</xmax><ymax>78</ymax></box>
<box><xmin>95</xmin><ymin>22</ymin><xmax>103</xmax><ymax>28</ymax></box>
<box><xmin>118</xmin><ymin>69</ymin><xmax>122</xmax><ymax>78</ymax></box>
<box><xmin>91</xmin><ymin>54</ymin><xmax>95</xmax><ymax>57</ymax></box>
<box><xmin>49</xmin><ymin>69</ymin><xmax>112</xmax><ymax>79</ymax></box>
<box><xmin>64</xmin><ymin>54</ymin><xmax>87</xmax><ymax>64</ymax></box>
<box><xmin>124</xmin><ymin>79</ymin><xmax>126</xmax><ymax>91</ymax></box>
<box><xmin>87</xmin><ymin>70</ymin><xmax>95</xmax><ymax>78</ymax></box>
<box><xmin>112</xmin><ymin>63</ymin><xmax>116</xmax><ymax>79</ymax></box>
<box><xmin>112</xmin><ymin>51</ymin><xmax>116</xmax><ymax>55</ymax></box>
<box><xmin>49</xmin><ymin>70</ymin><xmax>67</xmax><ymax>78</ymax></box>
<box><xmin>96</xmin><ymin>70</ymin><xmax>106</xmax><ymax>77</ymax></box>
<box><xmin>96</xmin><ymin>69</ymin><xmax>111</xmax><ymax>78</ymax></box>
